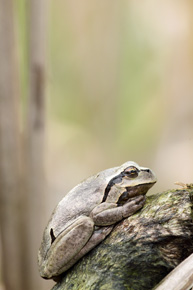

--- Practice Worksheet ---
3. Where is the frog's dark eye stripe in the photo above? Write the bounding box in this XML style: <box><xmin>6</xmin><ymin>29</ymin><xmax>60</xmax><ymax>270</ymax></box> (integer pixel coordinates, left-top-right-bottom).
<box><xmin>102</xmin><ymin>175</ymin><xmax>123</xmax><ymax>202</ymax></box>
<box><xmin>101</xmin><ymin>166</ymin><xmax>139</xmax><ymax>203</ymax></box>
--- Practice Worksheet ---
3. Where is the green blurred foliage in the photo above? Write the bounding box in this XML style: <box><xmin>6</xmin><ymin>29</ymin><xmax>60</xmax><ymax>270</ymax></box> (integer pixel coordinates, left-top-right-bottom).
<box><xmin>46</xmin><ymin>1</ymin><xmax>163</xmax><ymax>163</ymax></box>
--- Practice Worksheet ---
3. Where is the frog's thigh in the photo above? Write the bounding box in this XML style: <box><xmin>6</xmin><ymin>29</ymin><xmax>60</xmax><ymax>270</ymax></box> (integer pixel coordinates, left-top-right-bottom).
<box><xmin>59</xmin><ymin>225</ymin><xmax>114</xmax><ymax>274</ymax></box>
<box><xmin>44</xmin><ymin>216</ymin><xmax>94</xmax><ymax>278</ymax></box>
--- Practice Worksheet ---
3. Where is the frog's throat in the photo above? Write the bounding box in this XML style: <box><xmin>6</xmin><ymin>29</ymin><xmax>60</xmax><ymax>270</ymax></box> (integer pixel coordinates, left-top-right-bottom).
<box><xmin>117</xmin><ymin>182</ymin><xmax>155</xmax><ymax>205</ymax></box>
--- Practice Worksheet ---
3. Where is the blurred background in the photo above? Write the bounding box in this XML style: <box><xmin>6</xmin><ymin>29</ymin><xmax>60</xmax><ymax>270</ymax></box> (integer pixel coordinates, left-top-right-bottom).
<box><xmin>0</xmin><ymin>0</ymin><xmax>193</xmax><ymax>290</ymax></box>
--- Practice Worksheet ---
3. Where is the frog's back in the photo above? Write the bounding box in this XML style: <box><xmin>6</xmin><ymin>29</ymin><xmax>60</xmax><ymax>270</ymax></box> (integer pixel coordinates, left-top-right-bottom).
<box><xmin>47</xmin><ymin>171</ymin><xmax>110</xmax><ymax>236</ymax></box>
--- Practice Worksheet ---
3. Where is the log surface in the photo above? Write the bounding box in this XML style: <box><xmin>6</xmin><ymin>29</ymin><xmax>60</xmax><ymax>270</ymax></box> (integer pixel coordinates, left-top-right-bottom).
<box><xmin>52</xmin><ymin>187</ymin><xmax>193</xmax><ymax>290</ymax></box>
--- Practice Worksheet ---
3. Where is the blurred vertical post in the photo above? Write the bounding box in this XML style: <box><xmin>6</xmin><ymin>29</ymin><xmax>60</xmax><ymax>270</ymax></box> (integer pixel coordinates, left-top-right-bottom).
<box><xmin>0</xmin><ymin>1</ymin><xmax>23</xmax><ymax>290</ymax></box>
<box><xmin>25</xmin><ymin>0</ymin><xmax>47</xmax><ymax>289</ymax></box>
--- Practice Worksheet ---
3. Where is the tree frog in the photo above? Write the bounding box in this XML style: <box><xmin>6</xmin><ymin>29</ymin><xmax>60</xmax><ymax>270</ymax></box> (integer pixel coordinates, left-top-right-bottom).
<box><xmin>38</xmin><ymin>161</ymin><xmax>156</xmax><ymax>280</ymax></box>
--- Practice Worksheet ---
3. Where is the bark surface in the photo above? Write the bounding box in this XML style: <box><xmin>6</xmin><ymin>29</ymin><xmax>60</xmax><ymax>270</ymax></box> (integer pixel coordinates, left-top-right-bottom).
<box><xmin>51</xmin><ymin>187</ymin><xmax>193</xmax><ymax>290</ymax></box>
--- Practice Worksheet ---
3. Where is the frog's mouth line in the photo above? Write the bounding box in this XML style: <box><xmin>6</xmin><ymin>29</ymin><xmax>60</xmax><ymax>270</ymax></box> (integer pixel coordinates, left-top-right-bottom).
<box><xmin>117</xmin><ymin>182</ymin><xmax>156</xmax><ymax>205</ymax></box>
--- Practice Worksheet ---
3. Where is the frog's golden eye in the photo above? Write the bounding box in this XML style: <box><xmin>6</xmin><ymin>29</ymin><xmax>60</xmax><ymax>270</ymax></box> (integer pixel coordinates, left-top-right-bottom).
<box><xmin>124</xmin><ymin>166</ymin><xmax>139</xmax><ymax>178</ymax></box>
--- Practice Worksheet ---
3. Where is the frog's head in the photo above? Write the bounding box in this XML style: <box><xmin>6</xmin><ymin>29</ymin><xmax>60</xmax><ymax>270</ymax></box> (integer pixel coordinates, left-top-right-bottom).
<box><xmin>102</xmin><ymin>161</ymin><xmax>157</xmax><ymax>205</ymax></box>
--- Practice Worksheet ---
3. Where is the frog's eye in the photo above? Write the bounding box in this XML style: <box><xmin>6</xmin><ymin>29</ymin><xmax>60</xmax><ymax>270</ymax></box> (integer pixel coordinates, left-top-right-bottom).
<box><xmin>124</xmin><ymin>166</ymin><xmax>139</xmax><ymax>178</ymax></box>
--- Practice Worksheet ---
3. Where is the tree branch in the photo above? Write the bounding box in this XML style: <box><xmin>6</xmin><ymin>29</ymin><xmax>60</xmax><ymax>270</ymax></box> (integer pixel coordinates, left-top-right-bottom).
<box><xmin>154</xmin><ymin>252</ymin><xmax>193</xmax><ymax>290</ymax></box>
<box><xmin>51</xmin><ymin>187</ymin><xmax>193</xmax><ymax>290</ymax></box>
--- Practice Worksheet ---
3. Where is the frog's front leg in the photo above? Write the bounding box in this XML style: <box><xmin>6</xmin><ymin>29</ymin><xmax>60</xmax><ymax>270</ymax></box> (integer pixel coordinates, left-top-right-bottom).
<box><xmin>39</xmin><ymin>216</ymin><xmax>94</xmax><ymax>279</ymax></box>
<box><xmin>91</xmin><ymin>195</ymin><xmax>145</xmax><ymax>226</ymax></box>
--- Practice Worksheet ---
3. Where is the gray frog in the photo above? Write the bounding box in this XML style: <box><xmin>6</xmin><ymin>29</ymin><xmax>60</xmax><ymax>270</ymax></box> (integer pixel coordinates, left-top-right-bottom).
<box><xmin>38</xmin><ymin>161</ymin><xmax>156</xmax><ymax>280</ymax></box>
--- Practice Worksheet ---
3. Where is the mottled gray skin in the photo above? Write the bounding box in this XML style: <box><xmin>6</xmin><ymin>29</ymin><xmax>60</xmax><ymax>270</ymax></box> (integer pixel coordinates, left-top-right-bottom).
<box><xmin>38</xmin><ymin>161</ymin><xmax>156</xmax><ymax>280</ymax></box>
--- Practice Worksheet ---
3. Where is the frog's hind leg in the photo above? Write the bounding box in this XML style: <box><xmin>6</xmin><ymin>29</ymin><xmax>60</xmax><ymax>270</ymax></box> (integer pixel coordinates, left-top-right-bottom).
<box><xmin>39</xmin><ymin>216</ymin><xmax>94</xmax><ymax>279</ymax></box>
<box><xmin>59</xmin><ymin>225</ymin><xmax>114</xmax><ymax>275</ymax></box>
